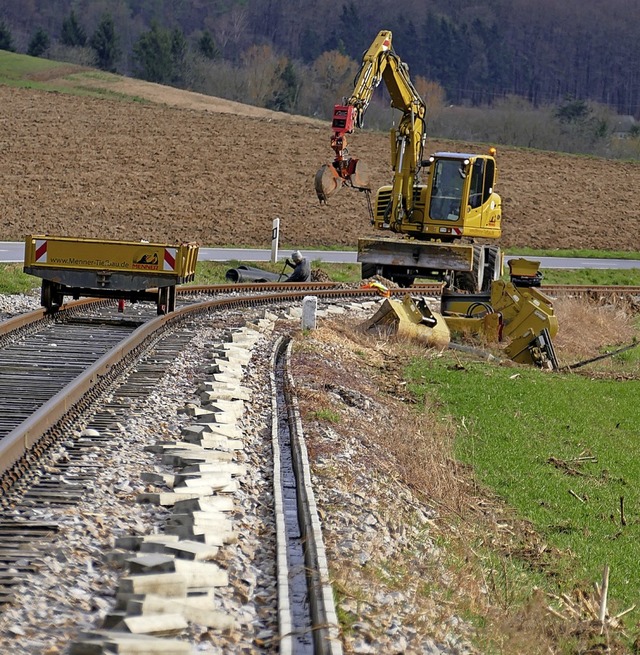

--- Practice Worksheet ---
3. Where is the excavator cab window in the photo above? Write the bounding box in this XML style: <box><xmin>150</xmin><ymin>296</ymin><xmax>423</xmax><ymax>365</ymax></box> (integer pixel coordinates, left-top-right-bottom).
<box><xmin>468</xmin><ymin>160</ymin><xmax>484</xmax><ymax>209</ymax></box>
<box><xmin>483</xmin><ymin>158</ymin><xmax>496</xmax><ymax>202</ymax></box>
<box><xmin>428</xmin><ymin>159</ymin><xmax>464</xmax><ymax>221</ymax></box>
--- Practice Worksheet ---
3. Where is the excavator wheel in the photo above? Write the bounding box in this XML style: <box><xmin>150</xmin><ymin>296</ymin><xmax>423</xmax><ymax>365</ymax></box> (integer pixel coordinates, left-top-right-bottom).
<box><xmin>314</xmin><ymin>164</ymin><xmax>342</xmax><ymax>203</ymax></box>
<box><xmin>391</xmin><ymin>274</ymin><xmax>415</xmax><ymax>288</ymax></box>
<box><xmin>453</xmin><ymin>245</ymin><xmax>485</xmax><ymax>293</ymax></box>
<box><xmin>481</xmin><ymin>246</ymin><xmax>502</xmax><ymax>292</ymax></box>
<box><xmin>361</xmin><ymin>263</ymin><xmax>380</xmax><ymax>280</ymax></box>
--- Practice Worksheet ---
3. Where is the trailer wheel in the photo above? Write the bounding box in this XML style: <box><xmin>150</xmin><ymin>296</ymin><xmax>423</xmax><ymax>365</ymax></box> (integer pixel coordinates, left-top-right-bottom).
<box><xmin>41</xmin><ymin>280</ymin><xmax>64</xmax><ymax>312</ymax></box>
<box><xmin>167</xmin><ymin>285</ymin><xmax>176</xmax><ymax>312</ymax></box>
<box><xmin>157</xmin><ymin>287</ymin><xmax>169</xmax><ymax>315</ymax></box>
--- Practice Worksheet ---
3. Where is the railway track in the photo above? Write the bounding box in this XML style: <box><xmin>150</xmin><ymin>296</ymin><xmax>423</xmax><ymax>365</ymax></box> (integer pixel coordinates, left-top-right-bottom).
<box><xmin>0</xmin><ymin>286</ymin><xmax>396</xmax><ymax>654</ymax></box>
<box><xmin>0</xmin><ymin>282</ymin><xmax>637</xmax><ymax>653</ymax></box>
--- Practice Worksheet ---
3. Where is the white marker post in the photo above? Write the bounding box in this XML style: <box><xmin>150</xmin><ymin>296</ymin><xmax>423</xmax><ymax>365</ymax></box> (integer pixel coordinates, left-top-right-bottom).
<box><xmin>302</xmin><ymin>296</ymin><xmax>318</xmax><ymax>330</ymax></box>
<box><xmin>271</xmin><ymin>217</ymin><xmax>280</xmax><ymax>264</ymax></box>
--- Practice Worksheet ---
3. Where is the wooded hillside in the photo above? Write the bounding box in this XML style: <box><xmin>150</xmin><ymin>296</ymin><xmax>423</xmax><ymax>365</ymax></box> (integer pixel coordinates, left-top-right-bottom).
<box><xmin>2</xmin><ymin>0</ymin><xmax>640</xmax><ymax>119</ymax></box>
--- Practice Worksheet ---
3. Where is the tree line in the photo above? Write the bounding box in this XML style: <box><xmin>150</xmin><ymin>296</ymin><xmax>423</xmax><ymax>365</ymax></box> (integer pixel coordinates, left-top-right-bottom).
<box><xmin>1</xmin><ymin>1</ymin><xmax>639</xmax><ymax>159</ymax></box>
<box><xmin>1</xmin><ymin>0</ymin><xmax>639</xmax><ymax>117</ymax></box>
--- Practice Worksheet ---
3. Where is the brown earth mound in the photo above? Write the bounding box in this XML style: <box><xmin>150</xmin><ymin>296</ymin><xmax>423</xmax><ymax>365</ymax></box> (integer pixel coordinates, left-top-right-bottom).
<box><xmin>1</xmin><ymin>79</ymin><xmax>639</xmax><ymax>252</ymax></box>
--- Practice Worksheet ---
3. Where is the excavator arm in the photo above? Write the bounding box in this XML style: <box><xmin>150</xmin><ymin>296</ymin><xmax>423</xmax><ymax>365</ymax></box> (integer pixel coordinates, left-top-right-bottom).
<box><xmin>315</xmin><ymin>30</ymin><xmax>427</xmax><ymax>227</ymax></box>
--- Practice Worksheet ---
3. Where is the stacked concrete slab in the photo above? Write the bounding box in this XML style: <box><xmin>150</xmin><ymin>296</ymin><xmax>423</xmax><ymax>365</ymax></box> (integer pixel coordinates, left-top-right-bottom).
<box><xmin>69</xmin><ymin>325</ymin><xmax>263</xmax><ymax>655</ymax></box>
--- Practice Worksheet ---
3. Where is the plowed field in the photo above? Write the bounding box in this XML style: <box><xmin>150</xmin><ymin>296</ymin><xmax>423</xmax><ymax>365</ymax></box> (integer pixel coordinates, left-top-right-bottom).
<box><xmin>1</xmin><ymin>79</ymin><xmax>639</xmax><ymax>252</ymax></box>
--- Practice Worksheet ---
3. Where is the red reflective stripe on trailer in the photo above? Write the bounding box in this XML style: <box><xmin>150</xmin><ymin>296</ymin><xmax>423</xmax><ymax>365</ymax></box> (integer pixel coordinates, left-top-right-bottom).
<box><xmin>35</xmin><ymin>240</ymin><xmax>48</xmax><ymax>262</ymax></box>
<box><xmin>163</xmin><ymin>248</ymin><xmax>176</xmax><ymax>271</ymax></box>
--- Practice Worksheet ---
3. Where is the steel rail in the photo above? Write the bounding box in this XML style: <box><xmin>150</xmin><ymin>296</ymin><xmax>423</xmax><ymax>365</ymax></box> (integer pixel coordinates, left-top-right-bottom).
<box><xmin>1</xmin><ymin>281</ymin><xmax>638</xmax><ymax>480</ymax></box>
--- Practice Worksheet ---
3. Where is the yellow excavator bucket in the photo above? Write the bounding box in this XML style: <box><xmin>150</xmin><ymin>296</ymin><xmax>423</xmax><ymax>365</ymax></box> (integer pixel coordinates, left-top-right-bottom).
<box><xmin>361</xmin><ymin>295</ymin><xmax>451</xmax><ymax>348</ymax></box>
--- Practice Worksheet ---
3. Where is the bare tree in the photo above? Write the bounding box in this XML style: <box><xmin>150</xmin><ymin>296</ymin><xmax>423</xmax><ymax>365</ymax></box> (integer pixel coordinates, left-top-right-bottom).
<box><xmin>241</xmin><ymin>43</ymin><xmax>285</xmax><ymax>107</ymax></box>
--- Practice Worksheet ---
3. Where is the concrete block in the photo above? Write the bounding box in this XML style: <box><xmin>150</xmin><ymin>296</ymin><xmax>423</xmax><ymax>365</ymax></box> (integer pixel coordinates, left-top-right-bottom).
<box><xmin>224</xmin><ymin>330</ymin><xmax>259</xmax><ymax>345</ymax></box>
<box><xmin>70</xmin><ymin>631</ymin><xmax>192</xmax><ymax>654</ymax></box>
<box><xmin>179</xmin><ymin>404</ymin><xmax>218</xmax><ymax>418</ymax></box>
<box><xmin>204</xmin><ymin>360</ymin><xmax>245</xmax><ymax>376</ymax></box>
<box><xmin>174</xmin><ymin>471</ymin><xmax>232</xmax><ymax>489</ymax></box>
<box><xmin>199</xmin><ymin>436</ymin><xmax>244</xmax><ymax>451</ymax></box>
<box><xmin>164</xmin><ymin>451</ymin><xmax>236</xmax><ymax>466</ymax></box>
<box><xmin>151</xmin><ymin>441</ymin><xmax>203</xmax><ymax>453</ymax></box>
<box><xmin>302</xmin><ymin>295</ymin><xmax>318</xmax><ymax>330</ymax></box>
<box><xmin>125</xmin><ymin>554</ymin><xmax>176</xmax><ymax>575</ymax></box>
<box><xmin>172</xmin><ymin>496</ymin><xmax>234</xmax><ymax>514</ymax></box>
<box><xmin>102</xmin><ymin>610</ymin><xmax>127</xmax><ymax>629</ymax></box>
<box><xmin>173</xmin><ymin>559</ymin><xmax>228</xmax><ymax>588</ymax></box>
<box><xmin>203</xmin><ymin>398</ymin><xmax>244</xmax><ymax>417</ymax></box>
<box><xmin>196</xmin><ymin>385</ymin><xmax>251</xmax><ymax>401</ymax></box>
<box><xmin>286</xmin><ymin>306</ymin><xmax>302</xmax><ymax>319</ymax></box>
<box><xmin>163</xmin><ymin>540</ymin><xmax>219</xmax><ymax>561</ymax></box>
<box><xmin>115</xmin><ymin>534</ymin><xmax>180</xmax><ymax>552</ymax></box>
<box><xmin>174</xmin><ymin>463</ymin><xmax>246</xmax><ymax>481</ymax></box>
<box><xmin>123</xmin><ymin>613</ymin><xmax>188</xmax><ymax>636</ymax></box>
<box><xmin>180</xmin><ymin>425</ymin><xmax>208</xmax><ymax>441</ymax></box>
<box><xmin>128</xmin><ymin>594</ymin><xmax>236</xmax><ymax>630</ymax></box>
<box><xmin>196</xmin><ymin>409</ymin><xmax>237</xmax><ymax>424</ymax></box>
<box><xmin>167</xmin><ymin>512</ymin><xmax>231</xmax><ymax>532</ymax></box>
<box><xmin>112</xmin><ymin>593</ymin><xmax>145</xmax><ymax>611</ymax></box>
<box><xmin>210</xmin><ymin>373</ymin><xmax>244</xmax><ymax>385</ymax></box>
<box><xmin>118</xmin><ymin>573</ymin><xmax>187</xmax><ymax>598</ymax></box>
<box><xmin>198</xmin><ymin>422</ymin><xmax>243</xmax><ymax>438</ymax></box>
<box><xmin>141</xmin><ymin>535</ymin><xmax>180</xmax><ymax>545</ymax></box>
<box><xmin>115</xmin><ymin>536</ymin><xmax>144</xmax><ymax>551</ymax></box>
<box><xmin>163</xmin><ymin>525</ymin><xmax>235</xmax><ymax>546</ymax></box>
<box><xmin>140</xmin><ymin>472</ymin><xmax>175</xmax><ymax>487</ymax></box>
<box><xmin>137</xmin><ymin>491</ymin><xmax>213</xmax><ymax>506</ymax></box>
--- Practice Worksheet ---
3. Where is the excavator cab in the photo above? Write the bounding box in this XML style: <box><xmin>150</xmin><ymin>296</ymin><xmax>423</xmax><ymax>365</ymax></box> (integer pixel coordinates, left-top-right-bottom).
<box><xmin>430</xmin><ymin>152</ymin><xmax>500</xmax><ymax>239</ymax></box>
<box><xmin>427</xmin><ymin>157</ymin><xmax>465</xmax><ymax>221</ymax></box>
<box><xmin>370</xmin><ymin>152</ymin><xmax>502</xmax><ymax>241</ymax></box>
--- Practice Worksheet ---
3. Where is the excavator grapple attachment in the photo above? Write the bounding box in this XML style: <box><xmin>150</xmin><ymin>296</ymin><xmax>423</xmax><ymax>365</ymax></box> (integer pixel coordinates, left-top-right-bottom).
<box><xmin>360</xmin><ymin>258</ymin><xmax>559</xmax><ymax>369</ymax></box>
<box><xmin>315</xmin><ymin>160</ymin><xmax>371</xmax><ymax>203</ymax></box>
<box><xmin>314</xmin><ymin>164</ymin><xmax>341</xmax><ymax>203</ymax></box>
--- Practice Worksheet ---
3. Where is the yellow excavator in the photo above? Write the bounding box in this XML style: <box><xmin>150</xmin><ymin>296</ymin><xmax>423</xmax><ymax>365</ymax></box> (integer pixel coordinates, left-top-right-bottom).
<box><xmin>315</xmin><ymin>29</ymin><xmax>502</xmax><ymax>293</ymax></box>
<box><xmin>315</xmin><ymin>30</ymin><xmax>559</xmax><ymax>369</ymax></box>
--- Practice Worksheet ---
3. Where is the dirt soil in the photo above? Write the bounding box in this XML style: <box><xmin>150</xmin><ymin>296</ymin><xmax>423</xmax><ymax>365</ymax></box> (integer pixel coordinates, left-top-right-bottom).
<box><xmin>0</xmin><ymin>78</ymin><xmax>639</xmax><ymax>251</ymax></box>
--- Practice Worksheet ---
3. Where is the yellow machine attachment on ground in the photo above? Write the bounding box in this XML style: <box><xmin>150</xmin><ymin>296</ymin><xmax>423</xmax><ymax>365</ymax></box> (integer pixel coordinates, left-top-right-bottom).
<box><xmin>362</xmin><ymin>259</ymin><xmax>559</xmax><ymax>369</ymax></box>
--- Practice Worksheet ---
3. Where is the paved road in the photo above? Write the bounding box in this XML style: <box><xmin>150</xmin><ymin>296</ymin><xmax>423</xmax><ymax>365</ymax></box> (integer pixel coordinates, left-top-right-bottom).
<box><xmin>2</xmin><ymin>241</ymin><xmax>638</xmax><ymax>269</ymax></box>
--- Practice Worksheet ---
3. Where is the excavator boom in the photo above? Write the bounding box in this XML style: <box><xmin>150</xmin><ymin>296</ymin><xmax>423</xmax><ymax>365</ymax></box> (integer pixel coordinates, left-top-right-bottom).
<box><xmin>315</xmin><ymin>29</ymin><xmax>427</xmax><ymax>215</ymax></box>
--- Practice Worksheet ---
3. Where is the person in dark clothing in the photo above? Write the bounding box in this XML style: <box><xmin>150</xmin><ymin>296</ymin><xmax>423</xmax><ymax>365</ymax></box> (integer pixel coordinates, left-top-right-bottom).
<box><xmin>284</xmin><ymin>250</ymin><xmax>311</xmax><ymax>282</ymax></box>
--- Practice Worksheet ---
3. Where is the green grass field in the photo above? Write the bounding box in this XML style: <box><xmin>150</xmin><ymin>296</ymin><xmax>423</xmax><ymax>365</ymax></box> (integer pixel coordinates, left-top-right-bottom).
<box><xmin>405</xmin><ymin>357</ymin><xmax>640</xmax><ymax>609</ymax></box>
<box><xmin>0</xmin><ymin>51</ymin><xmax>148</xmax><ymax>102</ymax></box>
<box><xmin>2</xmin><ymin>258</ymin><xmax>640</xmax><ymax>295</ymax></box>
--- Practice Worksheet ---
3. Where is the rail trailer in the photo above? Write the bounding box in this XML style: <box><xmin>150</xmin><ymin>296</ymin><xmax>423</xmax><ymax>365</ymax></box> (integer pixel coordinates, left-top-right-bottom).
<box><xmin>24</xmin><ymin>235</ymin><xmax>199</xmax><ymax>314</ymax></box>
